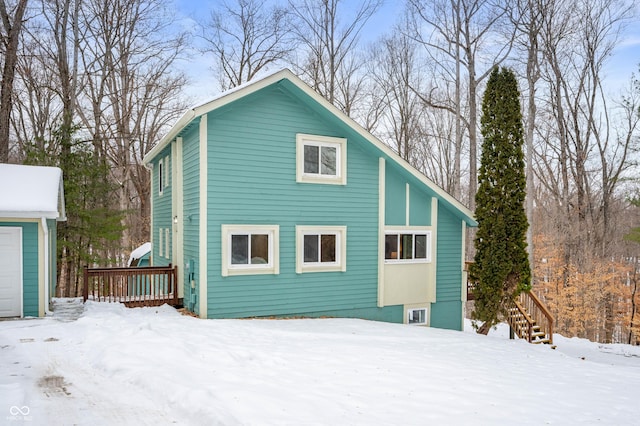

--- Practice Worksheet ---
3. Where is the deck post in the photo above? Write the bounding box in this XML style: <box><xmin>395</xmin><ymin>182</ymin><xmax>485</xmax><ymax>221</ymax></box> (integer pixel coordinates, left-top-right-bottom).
<box><xmin>83</xmin><ymin>266</ymin><xmax>88</xmax><ymax>302</ymax></box>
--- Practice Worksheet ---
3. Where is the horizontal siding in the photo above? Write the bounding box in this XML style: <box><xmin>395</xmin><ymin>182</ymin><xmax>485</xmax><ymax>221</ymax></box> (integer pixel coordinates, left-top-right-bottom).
<box><xmin>206</xmin><ymin>86</ymin><xmax>379</xmax><ymax>318</ymax></box>
<box><xmin>410</xmin><ymin>184</ymin><xmax>431</xmax><ymax>226</ymax></box>
<box><xmin>431</xmin><ymin>203</ymin><xmax>463</xmax><ymax>330</ymax></box>
<box><xmin>181</xmin><ymin>125</ymin><xmax>200</xmax><ymax>312</ymax></box>
<box><xmin>385</xmin><ymin>165</ymin><xmax>406</xmax><ymax>226</ymax></box>
<box><xmin>152</xmin><ymin>145</ymin><xmax>173</xmax><ymax>267</ymax></box>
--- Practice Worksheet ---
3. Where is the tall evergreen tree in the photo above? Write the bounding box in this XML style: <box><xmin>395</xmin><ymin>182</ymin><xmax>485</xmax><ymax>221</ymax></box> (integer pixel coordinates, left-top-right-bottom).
<box><xmin>24</xmin><ymin>124</ymin><xmax>125</xmax><ymax>296</ymax></box>
<box><xmin>470</xmin><ymin>67</ymin><xmax>530</xmax><ymax>334</ymax></box>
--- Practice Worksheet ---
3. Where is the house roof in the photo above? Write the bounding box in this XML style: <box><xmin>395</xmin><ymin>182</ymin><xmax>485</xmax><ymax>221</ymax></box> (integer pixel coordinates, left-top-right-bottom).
<box><xmin>0</xmin><ymin>163</ymin><xmax>66</xmax><ymax>220</ymax></box>
<box><xmin>143</xmin><ymin>69</ymin><xmax>476</xmax><ymax>226</ymax></box>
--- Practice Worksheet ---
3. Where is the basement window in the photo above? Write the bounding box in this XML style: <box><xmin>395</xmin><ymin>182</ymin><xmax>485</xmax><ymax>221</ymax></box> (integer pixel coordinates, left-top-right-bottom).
<box><xmin>407</xmin><ymin>308</ymin><xmax>427</xmax><ymax>325</ymax></box>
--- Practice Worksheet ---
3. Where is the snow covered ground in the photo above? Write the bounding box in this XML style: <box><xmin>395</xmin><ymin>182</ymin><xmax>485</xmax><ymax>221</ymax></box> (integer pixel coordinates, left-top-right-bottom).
<box><xmin>2</xmin><ymin>302</ymin><xmax>640</xmax><ymax>425</ymax></box>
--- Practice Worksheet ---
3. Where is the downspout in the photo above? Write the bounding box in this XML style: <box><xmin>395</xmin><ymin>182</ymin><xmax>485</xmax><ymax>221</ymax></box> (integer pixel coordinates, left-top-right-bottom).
<box><xmin>41</xmin><ymin>217</ymin><xmax>53</xmax><ymax>315</ymax></box>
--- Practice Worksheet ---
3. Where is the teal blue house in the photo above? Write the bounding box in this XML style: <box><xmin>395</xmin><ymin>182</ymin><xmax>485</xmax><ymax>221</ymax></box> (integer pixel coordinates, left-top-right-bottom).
<box><xmin>142</xmin><ymin>69</ymin><xmax>476</xmax><ymax>330</ymax></box>
<box><xmin>0</xmin><ymin>164</ymin><xmax>66</xmax><ymax>318</ymax></box>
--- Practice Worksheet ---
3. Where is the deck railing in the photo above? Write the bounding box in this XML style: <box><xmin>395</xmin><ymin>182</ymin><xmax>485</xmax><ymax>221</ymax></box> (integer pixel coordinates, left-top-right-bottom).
<box><xmin>83</xmin><ymin>264</ymin><xmax>179</xmax><ymax>308</ymax></box>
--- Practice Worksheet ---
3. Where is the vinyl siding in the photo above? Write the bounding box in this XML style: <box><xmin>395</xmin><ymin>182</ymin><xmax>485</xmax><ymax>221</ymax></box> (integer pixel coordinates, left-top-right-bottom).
<box><xmin>152</xmin><ymin>146</ymin><xmax>173</xmax><ymax>267</ymax></box>
<box><xmin>430</xmin><ymin>203</ymin><xmax>464</xmax><ymax>330</ymax></box>
<box><xmin>385</xmin><ymin>165</ymin><xmax>406</xmax><ymax>226</ymax></box>
<box><xmin>181</xmin><ymin>124</ymin><xmax>200</xmax><ymax>312</ymax></box>
<box><xmin>0</xmin><ymin>222</ymin><xmax>39</xmax><ymax>316</ymax></box>
<box><xmin>205</xmin><ymin>86</ymin><xmax>381</xmax><ymax>318</ymax></box>
<box><xmin>409</xmin><ymin>184</ymin><xmax>431</xmax><ymax>226</ymax></box>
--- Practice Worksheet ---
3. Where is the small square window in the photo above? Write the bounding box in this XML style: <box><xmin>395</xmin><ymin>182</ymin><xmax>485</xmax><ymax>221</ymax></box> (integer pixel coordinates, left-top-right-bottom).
<box><xmin>296</xmin><ymin>134</ymin><xmax>346</xmax><ymax>185</ymax></box>
<box><xmin>222</xmin><ymin>225</ymin><xmax>279</xmax><ymax>276</ymax></box>
<box><xmin>407</xmin><ymin>308</ymin><xmax>427</xmax><ymax>325</ymax></box>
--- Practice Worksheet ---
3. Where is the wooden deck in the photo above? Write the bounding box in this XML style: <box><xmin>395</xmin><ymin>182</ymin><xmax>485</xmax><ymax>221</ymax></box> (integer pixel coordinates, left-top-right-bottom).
<box><xmin>83</xmin><ymin>265</ymin><xmax>181</xmax><ymax>308</ymax></box>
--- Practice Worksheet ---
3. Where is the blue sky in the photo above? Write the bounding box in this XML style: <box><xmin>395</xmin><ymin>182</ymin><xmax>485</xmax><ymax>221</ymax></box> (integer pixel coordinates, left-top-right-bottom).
<box><xmin>174</xmin><ymin>0</ymin><xmax>640</xmax><ymax>102</ymax></box>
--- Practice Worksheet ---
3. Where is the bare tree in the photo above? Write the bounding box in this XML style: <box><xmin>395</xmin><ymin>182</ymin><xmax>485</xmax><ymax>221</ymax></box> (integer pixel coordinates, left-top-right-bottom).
<box><xmin>201</xmin><ymin>0</ymin><xmax>294</xmax><ymax>91</ymax></box>
<box><xmin>537</xmin><ymin>0</ymin><xmax>633</xmax><ymax>264</ymax></box>
<box><xmin>368</xmin><ymin>25</ymin><xmax>424</xmax><ymax>163</ymax></box>
<box><xmin>407</xmin><ymin>0</ymin><xmax>515</xmax><ymax>208</ymax></box>
<box><xmin>77</xmin><ymin>0</ymin><xmax>188</xmax><ymax>247</ymax></box>
<box><xmin>289</xmin><ymin>0</ymin><xmax>382</xmax><ymax>114</ymax></box>
<box><xmin>0</xmin><ymin>0</ymin><xmax>28</xmax><ymax>162</ymax></box>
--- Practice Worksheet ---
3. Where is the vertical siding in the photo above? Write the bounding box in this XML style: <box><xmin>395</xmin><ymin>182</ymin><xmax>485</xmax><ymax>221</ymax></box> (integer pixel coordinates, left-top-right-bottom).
<box><xmin>181</xmin><ymin>125</ymin><xmax>200</xmax><ymax>312</ymax></box>
<box><xmin>205</xmin><ymin>87</ymin><xmax>380</xmax><ymax>318</ymax></box>
<box><xmin>151</xmin><ymin>146</ymin><xmax>173</xmax><ymax>267</ymax></box>
<box><xmin>431</xmin><ymin>204</ymin><xmax>463</xmax><ymax>330</ymax></box>
<box><xmin>0</xmin><ymin>222</ymin><xmax>39</xmax><ymax>316</ymax></box>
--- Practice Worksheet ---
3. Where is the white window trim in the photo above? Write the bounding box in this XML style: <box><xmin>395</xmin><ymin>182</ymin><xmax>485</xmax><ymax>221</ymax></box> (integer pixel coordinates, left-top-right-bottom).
<box><xmin>158</xmin><ymin>158</ymin><xmax>164</xmax><ymax>196</ymax></box>
<box><xmin>158</xmin><ymin>227</ymin><xmax>164</xmax><ymax>257</ymax></box>
<box><xmin>164</xmin><ymin>155</ymin><xmax>170</xmax><ymax>189</ymax></box>
<box><xmin>296</xmin><ymin>133</ymin><xmax>347</xmax><ymax>185</ymax></box>
<box><xmin>384</xmin><ymin>229</ymin><xmax>432</xmax><ymax>263</ymax></box>
<box><xmin>296</xmin><ymin>225</ymin><xmax>347</xmax><ymax>273</ymax></box>
<box><xmin>221</xmin><ymin>225</ymin><xmax>279</xmax><ymax>276</ymax></box>
<box><xmin>407</xmin><ymin>307</ymin><xmax>428</xmax><ymax>325</ymax></box>
<box><xmin>165</xmin><ymin>228</ymin><xmax>170</xmax><ymax>259</ymax></box>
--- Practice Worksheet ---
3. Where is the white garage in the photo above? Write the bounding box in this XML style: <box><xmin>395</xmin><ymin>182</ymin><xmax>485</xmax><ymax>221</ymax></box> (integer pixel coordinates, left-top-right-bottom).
<box><xmin>0</xmin><ymin>227</ymin><xmax>22</xmax><ymax>317</ymax></box>
<box><xmin>0</xmin><ymin>164</ymin><xmax>66</xmax><ymax>318</ymax></box>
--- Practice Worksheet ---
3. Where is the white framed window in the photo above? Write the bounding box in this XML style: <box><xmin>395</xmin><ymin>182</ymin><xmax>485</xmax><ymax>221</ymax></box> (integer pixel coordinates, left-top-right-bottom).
<box><xmin>158</xmin><ymin>227</ymin><xmax>164</xmax><ymax>257</ymax></box>
<box><xmin>165</xmin><ymin>228</ymin><xmax>170</xmax><ymax>259</ymax></box>
<box><xmin>296</xmin><ymin>134</ymin><xmax>347</xmax><ymax>185</ymax></box>
<box><xmin>221</xmin><ymin>225</ymin><xmax>279</xmax><ymax>276</ymax></box>
<box><xmin>296</xmin><ymin>226</ymin><xmax>346</xmax><ymax>273</ymax></box>
<box><xmin>385</xmin><ymin>231</ymin><xmax>431</xmax><ymax>263</ymax></box>
<box><xmin>407</xmin><ymin>307</ymin><xmax>428</xmax><ymax>325</ymax></box>
<box><xmin>158</xmin><ymin>158</ymin><xmax>164</xmax><ymax>195</ymax></box>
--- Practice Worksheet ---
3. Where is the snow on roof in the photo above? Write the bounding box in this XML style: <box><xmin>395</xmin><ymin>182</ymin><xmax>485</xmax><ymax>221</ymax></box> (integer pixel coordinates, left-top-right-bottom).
<box><xmin>0</xmin><ymin>163</ymin><xmax>66</xmax><ymax>220</ymax></box>
<box><xmin>127</xmin><ymin>242</ymin><xmax>151</xmax><ymax>266</ymax></box>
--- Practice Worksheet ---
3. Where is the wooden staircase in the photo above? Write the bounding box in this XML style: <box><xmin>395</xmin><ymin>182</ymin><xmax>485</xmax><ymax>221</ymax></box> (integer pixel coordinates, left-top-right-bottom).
<box><xmin>465</xmin><ymin>263</ymin><xmax>554</xmax><ymax>345</ymax></box>
<box><xmin>506</xmin><ymin>291</ymin><xmax>554</xmax><ymax>345</ymax></box>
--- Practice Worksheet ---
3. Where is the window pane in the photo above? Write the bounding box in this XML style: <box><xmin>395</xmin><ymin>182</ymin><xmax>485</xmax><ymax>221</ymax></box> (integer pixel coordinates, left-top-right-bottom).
<box><xmin>251</xmin><ymin>234</ymin><xmax>269</xmax><ymax>264</ymax></box>
<box><xmin>400</xmin><ymin>234</ymin><xmax>413</xmax><ymax>259</ymax></box>
<box><xmin>320</xmin><ymin>234</ymin><xmax>336</xmax><ymax>262</ymax></box>
<box><xmin>304</xmin><ymin>234</ymin><xmax>319</xmax><ymax>262</ymax></box>
<box><xmin>231</xmin><ymin>234</ymin><xmax>248</xmax><ymax>264</ymax></box>
<box><xmin>320</xmin><ymin>146</ymin><xmax>337</xmax><ymax>175</ymax></box>
<box><xmin>385</xmin><ymin>234</ymin><xmax>398</xmax><ymax>259</ymax></box>
<box><xmin>408</xmin><ymin>309</ymin><xmax>426</xmax><ymax>324</ymax></box>
<box><xmin>304</xmin><ymin>145</ymin><xmax>319</xmax><ymax>174</ymax></box>
<box><xmin>415</xmin><ymin>234</ymin><xmax>427</xmax><ymax>259</ymax></box>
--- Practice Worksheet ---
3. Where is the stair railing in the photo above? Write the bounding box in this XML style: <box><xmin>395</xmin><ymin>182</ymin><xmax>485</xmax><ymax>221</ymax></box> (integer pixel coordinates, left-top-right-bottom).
<box><xmin>518</xmin><ymin>290</ymin><xmax>554</xmax><ymax>345</ymax></box>
<box><xmin>506</xmin><ymin>297</ymin><xmax>534</xmax><ymax>342</ymax></box>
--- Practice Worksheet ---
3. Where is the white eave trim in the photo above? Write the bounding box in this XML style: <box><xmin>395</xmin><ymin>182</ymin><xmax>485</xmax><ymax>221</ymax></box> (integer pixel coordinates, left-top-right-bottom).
<box><xmin>0</xmin><ymin>211</ymin><xmax>61</xmax><ymax>219</ymax></box>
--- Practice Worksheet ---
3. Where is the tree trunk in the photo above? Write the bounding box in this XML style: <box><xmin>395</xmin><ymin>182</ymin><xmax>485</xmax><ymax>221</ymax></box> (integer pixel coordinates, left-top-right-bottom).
<box><xmin>0</xmin><ymin>0</ymin><xmax>28</xmax><ymax>162</ymax></box>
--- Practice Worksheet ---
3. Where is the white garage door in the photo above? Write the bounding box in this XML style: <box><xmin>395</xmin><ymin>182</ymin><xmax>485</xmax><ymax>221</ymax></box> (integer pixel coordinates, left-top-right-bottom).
<box><xmin>0</xmin><ymin>227</ymin><xmax>22</xmax><ymax>317</ymax></box>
